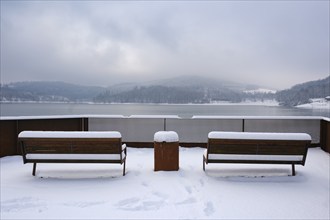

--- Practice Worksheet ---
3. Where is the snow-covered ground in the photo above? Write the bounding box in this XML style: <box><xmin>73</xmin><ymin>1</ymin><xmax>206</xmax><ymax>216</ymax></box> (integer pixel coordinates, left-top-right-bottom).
<box><xmin>209</xmin><ymin>99</ymin><xmax>279</xmax><ymax>106</ymax></box>
<box><xmin>243</xmin><ymin>88</ymin><xmax>277</xmax><ymax>94</ymax></box>
<box><xmin>296</xmin><ymin>99</ymin><xmax>330</xmax><ymax>110</ymax></box>
<box><xmin>1</xmin><ymin>147</ymin><xmax>329</xmax><ymax>219</ymax></box>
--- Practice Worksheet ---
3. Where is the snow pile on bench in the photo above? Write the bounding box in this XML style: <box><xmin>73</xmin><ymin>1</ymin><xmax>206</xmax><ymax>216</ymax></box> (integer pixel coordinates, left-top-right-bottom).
<box><xmin>208</xmin><ymin>131</ymin><xmax>311</xmax><ymax>141</ymax></box>
<box><xmin>18</xmin><ymin>131</ymin><xmax>122</xmax><ymax>138</ymax></box>
<box><xmin>154</xmin><ymin>131</ymin><xmax>179</xmax><ymax>142</ymax></box>
<box><xmin>25</xmin><ymin>153</ymin><xmax>126</xmax><ymax>160</ymax></box>
<box><xmin>204</xmin><ymin>152</ymin><xmax>303</xmax><ymax>161</ymax></box>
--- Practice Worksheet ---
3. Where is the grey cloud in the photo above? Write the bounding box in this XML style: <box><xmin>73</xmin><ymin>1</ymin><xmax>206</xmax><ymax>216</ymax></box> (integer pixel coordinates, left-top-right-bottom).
<box><xmin>1</xmin><ymin>1</ymin><xmax>329</xmax><ymax>89</ymax></box>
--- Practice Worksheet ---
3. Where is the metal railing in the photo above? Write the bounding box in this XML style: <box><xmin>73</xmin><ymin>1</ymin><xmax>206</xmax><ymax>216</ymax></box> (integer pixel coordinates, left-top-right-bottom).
<box><xmin>89</xmin><ymin>115</ymin><xmax>325</xmax><ymax>144</ymax></box>
<box><xmin>1</xmin><ymin>115</ymin><xmax>329</xmax><ymax>157</ymax></box>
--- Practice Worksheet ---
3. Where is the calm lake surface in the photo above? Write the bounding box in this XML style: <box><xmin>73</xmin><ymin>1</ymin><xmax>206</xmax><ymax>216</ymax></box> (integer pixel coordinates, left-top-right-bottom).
<box><xmin>1</xmin><ymin>103</ymin><xmax>329</xmax><ymax>118</ymax></box>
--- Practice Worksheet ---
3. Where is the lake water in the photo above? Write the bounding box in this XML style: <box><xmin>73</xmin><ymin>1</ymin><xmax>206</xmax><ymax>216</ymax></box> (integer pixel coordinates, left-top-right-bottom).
<box><xmin>1</xmin><ymin>103</ymin><xmax>329</xmax><ymax>118</ymax></box>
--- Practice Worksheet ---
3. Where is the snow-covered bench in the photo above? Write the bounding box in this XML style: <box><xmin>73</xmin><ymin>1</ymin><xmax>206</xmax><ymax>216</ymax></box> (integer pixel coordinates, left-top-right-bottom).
<box><xmin>18</xmin><ymin>131</ymin><xmax>127</xmax><ymax>176</ymax></box>
<box><xmin>203</xmin><ymin>132</ymin><xmax>311</xmax><ymax>176</ymax></box>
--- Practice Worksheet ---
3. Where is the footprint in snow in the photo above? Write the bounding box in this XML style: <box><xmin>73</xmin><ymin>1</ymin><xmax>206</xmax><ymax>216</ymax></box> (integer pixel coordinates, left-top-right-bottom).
<box><xmin>203</xmin><ymin>201</ymin><xmax>215</xmax><ymax>216</ymax></box>
<box><xmin>115</xmin><ymin>197</ymin><xmax>165</xmax><ymax>211</ymax></box>
<box><xmin>185</xmin><ymin>186</ymin><xmax>192</xmax><ymax>194</ymax></box>
<box><xmin>175</xmin><ymin>197</ymin><xmax>197</xmax><ymax>205</ymax></box>
<box><xmin>63</xmin><ymin>201</ymin><xmax>106</xmax><ymax>208</ymax></box>
<box><xmin>1</xmin><ymin>197</ymin><xmax>47</xmax><ymax>213</ymax></box>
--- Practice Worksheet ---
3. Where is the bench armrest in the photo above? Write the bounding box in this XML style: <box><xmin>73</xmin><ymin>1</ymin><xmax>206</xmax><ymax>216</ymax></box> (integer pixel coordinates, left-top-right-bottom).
<box><xmin>121</xmin><ymin>144</ymin><xmax>127</xmax><ymax>155</ymax></box>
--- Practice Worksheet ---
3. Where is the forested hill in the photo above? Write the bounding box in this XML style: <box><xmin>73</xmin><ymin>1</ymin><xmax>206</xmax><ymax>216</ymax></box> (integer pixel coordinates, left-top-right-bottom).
<box><xmin>93</xmin><ymin>76</ymin><xmax>274</xmax><ymax>103</ymax></box>
<box><xmin>1</xmin><ymin>76</ymin><xmax>275</xmax><ymax>103</ymax></box>
<box><xmin>1</xmin><ymin>81</ymin><xmax>106</xmax><ymax>102</ymax></box>
<box><xmin>2</xmin><ymin>76</ymin><xmax>328</xmax><ymax>105</ymax></box>
<box><xmin>93</xmin><ymin>85</ymin><xmax>244</xmax><ymax>103</ymax></box>
<box><xmin>276</xmin><ymin>76</ymin><xmax>330</xmax><ymax>106</ymax></box>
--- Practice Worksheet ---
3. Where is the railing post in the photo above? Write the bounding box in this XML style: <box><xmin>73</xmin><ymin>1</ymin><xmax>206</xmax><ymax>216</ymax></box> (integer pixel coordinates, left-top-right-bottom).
<box><xmin>320</xmin><ymin>119</ymin><xmax>330</xmax><ymax>153</ymax></box>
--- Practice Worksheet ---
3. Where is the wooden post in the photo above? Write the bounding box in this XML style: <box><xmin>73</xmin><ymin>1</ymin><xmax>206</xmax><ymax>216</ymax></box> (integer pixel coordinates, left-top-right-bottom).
<box><xmin>154</xmin><ymin>141</ymin><xmax>179</xmax><ymax>171</ymax></box>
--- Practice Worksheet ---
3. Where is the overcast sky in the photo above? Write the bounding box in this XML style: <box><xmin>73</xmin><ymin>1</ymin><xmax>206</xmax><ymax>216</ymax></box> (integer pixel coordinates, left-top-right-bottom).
<box><xmin>1</xmin><ymin>1</ymin><xmax>329</xmax><ymax>89</ymax></box>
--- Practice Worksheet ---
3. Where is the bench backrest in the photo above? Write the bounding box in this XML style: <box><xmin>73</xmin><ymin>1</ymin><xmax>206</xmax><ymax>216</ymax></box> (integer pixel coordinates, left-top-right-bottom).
<box><xmin>20</xmin><ymin>137</ymin><xmax>123</xmax><ymax>155</ymax></box>
<box><xmin>18</xmin><ymin>131</ymin><xmax>123</xmax><ymax>155</ymax></box>
<box><xmin>207</xmin><ymin>132</ymin><xmax>311</xmax><ymax>164</ymax></box>
<box><xmin>208</xmin><ymin>138</ymin><xmax>310</xmax><ymax>155</ymax></box>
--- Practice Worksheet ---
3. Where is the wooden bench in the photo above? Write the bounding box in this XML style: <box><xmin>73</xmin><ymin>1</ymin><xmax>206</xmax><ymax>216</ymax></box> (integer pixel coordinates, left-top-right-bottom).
<box><xmin>18</xmin><ymin>131</ymin><xmax>127</xmax><ymax>176</ymax></box>
<box><xmin>203</xmin><ymin>132</ymin><xmax>311</xmax><ymax>176</ymax></box>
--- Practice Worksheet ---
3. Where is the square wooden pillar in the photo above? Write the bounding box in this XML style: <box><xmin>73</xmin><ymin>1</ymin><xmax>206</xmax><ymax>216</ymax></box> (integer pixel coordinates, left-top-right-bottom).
<box><xmin>154</xmin><ymin>131</ymin><xmax>179</xmax><ymax>171</ymax></box>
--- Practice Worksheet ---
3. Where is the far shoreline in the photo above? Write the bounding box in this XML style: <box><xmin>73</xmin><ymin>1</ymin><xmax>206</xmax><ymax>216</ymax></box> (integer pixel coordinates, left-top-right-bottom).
<box><xmin>0</xmin><ymin>99</ymin><xmax>279</xmax><ymax>106</ymax></box>
<box><xmin>3</xmin><ymin>100</ymin><xmax>330</xmax><ymax>110</ymax></box>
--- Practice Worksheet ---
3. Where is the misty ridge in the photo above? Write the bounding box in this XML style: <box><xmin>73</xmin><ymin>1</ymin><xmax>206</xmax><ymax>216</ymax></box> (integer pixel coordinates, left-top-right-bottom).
<box><xmin>1</xmin><ymin>75</ymin><xmax>329</xmax><ymax>107</ymax></box>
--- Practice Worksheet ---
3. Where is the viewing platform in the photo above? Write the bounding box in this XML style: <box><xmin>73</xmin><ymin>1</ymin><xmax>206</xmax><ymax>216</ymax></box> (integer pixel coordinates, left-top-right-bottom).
<box><xmin>1</xmin><ymin>115</ymin><xmax>329</xmax><ymax>219</ymax></box>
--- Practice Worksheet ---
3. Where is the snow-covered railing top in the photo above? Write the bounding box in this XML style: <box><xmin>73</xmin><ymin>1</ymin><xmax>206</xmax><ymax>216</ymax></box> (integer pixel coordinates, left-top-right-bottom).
<box><xmin>1</xmin><ymin>115</ymin><xmax>328</xmax><ymax>121</ymax></box>
<box><xmin>129</xmin><ymin>115</ymin><xmax>180</xmax><ymax>119</ymax></box>
<box><xmin>0</xmin><ymin>115</ymin><xmax>125</xmax><ymax>121</ymax></box>
<box><xmin>18</xmin><ymin>131</ymin><xmax>122</xmax><ymax>139</ymax></box>
<box><xmin>192</xmin><ymin>115</ymin><xmax>328</xmax><ymax>120</ymax></box>
<box><xmin>154</xmin><ymin>131</ymin><xmax>179</xmax><ymax>142</ymax></box>
<box><xmin>208</xmin><ymin>131</ymin><xmax>312</xmax><ymax>141</ymax></box>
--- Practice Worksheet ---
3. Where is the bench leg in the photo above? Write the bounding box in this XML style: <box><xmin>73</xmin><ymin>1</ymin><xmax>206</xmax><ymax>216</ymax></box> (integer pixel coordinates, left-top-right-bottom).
<box><xmin>203</xmin><ymin>156</ymin><xmax>206</xmax><ymax>171</ymax></box>
<box><xmin>292</xmin><ymin>164</ymin><xmax>295</xmax><ymax>176</ymax></box>
<box><xmin>32</xmin><ymin>163</ymin><xmax>37</xmax><ymax>176</ymax></box>
<box><xmin>123</xmin><ymin>159</ymin><xmax>126</xmax><ymax>176</ymax></box>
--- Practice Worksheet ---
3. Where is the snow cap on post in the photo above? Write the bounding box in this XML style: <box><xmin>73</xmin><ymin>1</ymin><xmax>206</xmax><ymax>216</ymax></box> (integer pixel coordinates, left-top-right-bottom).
<box><xmin>154</xmin><ymin>131</ymin><xmax>179</xmax><ymax>143</ymax></box>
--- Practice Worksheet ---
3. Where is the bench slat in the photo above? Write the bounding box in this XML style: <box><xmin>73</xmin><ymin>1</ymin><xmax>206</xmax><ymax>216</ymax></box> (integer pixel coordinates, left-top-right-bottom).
<box><xmin>208</xmin><ymin>144</ymin><xmax>257</xmax><ymax>154</ymax></box>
